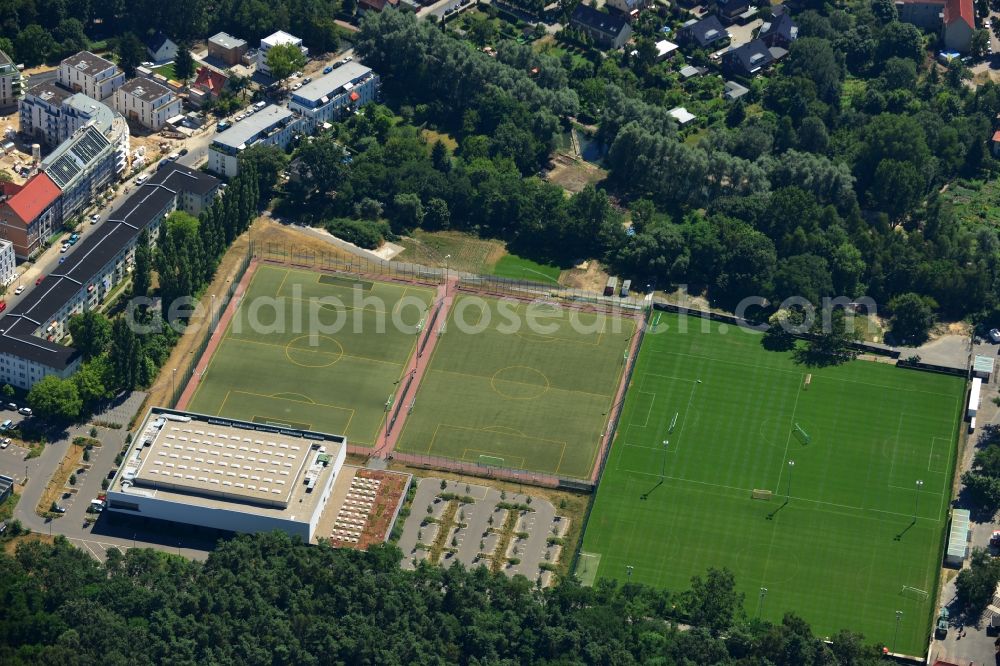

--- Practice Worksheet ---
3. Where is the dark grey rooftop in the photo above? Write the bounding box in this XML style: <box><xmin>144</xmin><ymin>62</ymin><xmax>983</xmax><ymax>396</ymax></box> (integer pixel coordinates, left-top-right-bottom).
<box><xmin>60</xmin><ymin>51</ymin><xmax>117</xmax><ymax>77</ymax></box>
<box><xmin>24</xmin><ymin>81</ymin><xmax>71</xmax><ymax>107</ymax></box>
<box><xmin>119</xmin><ymin>78</ymin><xmax>174</xmax><ymax>104</ymax></box>
<box><xmin>209</xmin><ymin>32</ymin><xmax>247</xmax><ymax>50</ymax></box>
<box><xmin>1</xmin><ymin>164</ymin><xmax>220</xmax><ymax>371</ymax></box>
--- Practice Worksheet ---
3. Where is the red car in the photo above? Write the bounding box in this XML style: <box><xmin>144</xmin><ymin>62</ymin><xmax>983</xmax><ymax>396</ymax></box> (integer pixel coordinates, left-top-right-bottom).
<box><xmin>0</xmin><ymin>301</ymin><xmax>6</xmax><ymax>313</ymax></box>
<box><xmin>35</xmin><ymin>275</ymin><xmax>44</xmax><ymax>285</ymax></box>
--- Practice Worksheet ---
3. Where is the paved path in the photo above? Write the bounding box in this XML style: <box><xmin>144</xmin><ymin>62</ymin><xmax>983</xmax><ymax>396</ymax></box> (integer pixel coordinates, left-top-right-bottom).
<box><xmin>376</xmin><ymin>276</ymin><xmax>457</xmax><ymax>458</ymax></box>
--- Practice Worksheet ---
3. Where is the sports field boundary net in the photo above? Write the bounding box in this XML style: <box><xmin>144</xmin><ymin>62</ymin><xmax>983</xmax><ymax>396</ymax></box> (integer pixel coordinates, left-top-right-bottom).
<box><xmin>257</xmin><ymin>241</ymin><xmax>651</xmax><ymax>315</ymax></box>
<box><xmin>171</xmin><ymin>245</ymin><xmax>254</xmax><ymax>409</ymax></box>
<box><xmin>389</xmin><ymin>451</ymin><xmax>580</xmax><ymax>490</ymax></box>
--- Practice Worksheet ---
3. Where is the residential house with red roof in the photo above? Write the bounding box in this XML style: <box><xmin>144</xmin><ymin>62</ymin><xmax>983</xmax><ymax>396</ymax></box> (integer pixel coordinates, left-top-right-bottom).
<box><xmin>942</xmin><ymin>0</ymin><xmax>975</xmax><ymax>52</ymax></box>
<box><xmin>895</xmin><ymin>0</ymin><xmax>975</xmax><ymax>52</ymax></box>
<box><xmin>0</xmin><ymin>172</ymin><xmax>61</xmax><ymax>258</ymax></box>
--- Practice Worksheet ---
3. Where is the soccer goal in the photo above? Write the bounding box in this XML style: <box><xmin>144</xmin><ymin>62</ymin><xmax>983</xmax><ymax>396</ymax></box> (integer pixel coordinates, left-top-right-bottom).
<box><xmin>668</xmin><ymin>412</ymin><xmax>679</xmax><ymax>434</ymax></box>
<box><xmin>479</xmin><ymin>455</ymin><xmax>505</xmax><ymax>468</ymax></box>
<box><xmin>793</xmin><ymin>423</ymin><xmax>811</xmax><ymax>445</ymax></box>
<box><xmin>900</xmin><ymin>586</ymin><xmax>928</xmax><ymax>601</ymax></box>
<box><xmin>752</xmin><ymin>489</ymin><xmax>773</xmax><ymax>501</ymax></box>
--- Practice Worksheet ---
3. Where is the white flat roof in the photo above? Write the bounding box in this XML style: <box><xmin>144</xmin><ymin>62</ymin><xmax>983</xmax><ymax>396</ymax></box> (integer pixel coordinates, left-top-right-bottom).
<box><xmin>656</xmin><ymin>39</ymin><xmax>679</xmax><ymax>57</ymax></box>
<box><xmin>116</xmin><ymin>409</ymin><xmax>346</xmax><ymax>511</ymax></box>
<box><xmin>292</xmin><ymin>62</ymin><xmax>371</xmax><ymax>104</ymax></box>
<box><xmin>262</xmin><ymin>30</ymin><xmax>301</xmax><ymax>48</ymax></box>
<box><xmin>213</xmin><ymin>105</ymin><xmax>294</xmax><ymax>150</ymax></box>
<box><xmin>669</xmin><ymin>106</ymin><xmax>696</xmax><ymax>124</ymax></box>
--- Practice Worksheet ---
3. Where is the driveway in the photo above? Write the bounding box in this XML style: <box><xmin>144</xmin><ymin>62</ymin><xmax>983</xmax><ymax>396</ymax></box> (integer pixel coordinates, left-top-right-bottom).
<box><xmin>898</xmin><ymin>334</ymin><xmax>973</xmax><ymax>370</ymax></box>
<box><xmin>9</xmin><ymin>392</ymin><xmax>214</xmax><ymax>561</ymax></box>
<box><xmin>726</xmin><ymin>18</ymin><xmax>762</xmax><ymax>48</ymax></box>
<box><xmin>930</xmin><ymin>341</ymin><xmax>1000</xmax><ymax>665</ymax></box>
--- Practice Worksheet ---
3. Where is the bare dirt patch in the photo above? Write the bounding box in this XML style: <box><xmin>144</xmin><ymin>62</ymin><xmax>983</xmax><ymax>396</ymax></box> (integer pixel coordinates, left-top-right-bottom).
<box><xmin>396</xmin><ymin>229</ymin><xmax>505</xmax><ymax>274</ymax></box>
<box><xmin>560</xmin><ymin>260</ymin><xmax>610</xmax><ymax>292</ymax></box>
<box><xmin>545</xmin><ymin>154</ymin><xmax>607</xmax><ymax>194</ymax></box>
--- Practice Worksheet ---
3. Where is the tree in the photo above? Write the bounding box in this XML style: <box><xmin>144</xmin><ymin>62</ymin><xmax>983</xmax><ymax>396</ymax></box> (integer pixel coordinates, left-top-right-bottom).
<box><xmin>67</xmin><ymin>311</ymin><xmax>112</xmax><ymax>360</ymax></box>
<box><xmin>116</xmin><ymin>32</ymin><xmax>147</xmax><ymax>77</ymax></box>
<box><xmin>972</xmin><ymin>29</ymin><xmax>991</xmax><ymax>60</ymax></box>
<box><xmin>1</xmin><ymin>384</ymin><xmax>14</xmax><ymax>400</ymax></box>
<box><xmin>956</xmin><ymin>548</ymin><xmax>1000</xmax><ymax>613</ymax></box>
<box><xmin>27</xmin><ymin>375</ymin><xmax>82</xmax><ymax>422</ymax></box>
<box><xmin>391</xmin><ymin>193</ymin><xmax>424</xmax><ymax>231</ymax></box>
<box><xmin>265</xmin><ymin>43</ymin><xmax>307</xmax><ymax>81</ymax></box>
<box><xmin>174</xmin><ymin>42</ymin><xmax>194</xmax><ymax>81</ymax></box>
<box><xmin>430</xmin><ymin>140</ymin><xmax>451</xmax><ymax>172</ymax></box>
<box><xmin>15</xmin><ymin>24</ymin><xmax>56</xmax><ymax>67</ymax></box>
<box><xmin>798</xmin><ymin>307</ymin><xmax>860</xmax><ymax>366</ymax></box>
<box><xmin>73</xmin><ymin>359</ymin><xmax>111</xmax><ymax>407</ymax></box>
<box><xmin>109</xmin><ymin>317</ymin><xmax>141</xmax><ymax>391</ymax></box>
<box><xmin>133</xmin><ymin>229</ymin><xmax>153</xmax><ymax>299</ymax></box>
<box><xmin>424</xmin><ymin>198</ymin><xmax>451</xmax><ymax>230</ymax></box>
<box><xmin>887</xmin><ymin>292</ymin><xmax>936</xmax><ymax>344</ymax></box>
<box><xmin>684</xmin><ymin>568</ymin><xmax>743</xmax><ymax>635</ymax></box>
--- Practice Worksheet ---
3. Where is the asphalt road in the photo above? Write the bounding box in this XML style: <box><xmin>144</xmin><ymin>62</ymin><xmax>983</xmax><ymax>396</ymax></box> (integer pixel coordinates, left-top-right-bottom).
<box><xmin>4</xmin><ymin>397</ymin><xmax>215</xmax><ymax>561</ymax></box>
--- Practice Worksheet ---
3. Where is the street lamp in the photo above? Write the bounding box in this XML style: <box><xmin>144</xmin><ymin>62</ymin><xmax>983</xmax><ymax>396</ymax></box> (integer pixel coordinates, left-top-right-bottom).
<box><xmin>660</xmin><ymin>440</ymin><xmax>669</xmax><ymax>480</ymax></box>
<box><xmin>913</xmin><ymin>479</ymin><xmax>924</xmax><ymax>523</ymax></box>
<box><xmin>786</xmin><ymin>460</ymin><xmax>795</xmax><ymax>500</ymax></box>
<box><xmin>625</xmin><ymin>565</ymin><xmax>633</xmax><ymax>581</ymax></box>
<box><xmin>444</xmin><ymin>254</ymin><xmax>451</xmax><ymax>288</ymax></box>
<box><xmin>757</xmin><ymin>587</ymin><xmax>768</xmax><ymax>618</ymax></box>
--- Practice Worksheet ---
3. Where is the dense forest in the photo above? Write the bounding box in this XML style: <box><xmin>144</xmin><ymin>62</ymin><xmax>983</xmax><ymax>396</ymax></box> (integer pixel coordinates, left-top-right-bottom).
<box><xmin>343</xmin><ymin>10</ymin><xmax>1000</xmax><ymax>328</ymax></box>
<box><xmin>0</xmin><ymin>531</ymin><xmax>886</xmax><ymax>665</ymax></box>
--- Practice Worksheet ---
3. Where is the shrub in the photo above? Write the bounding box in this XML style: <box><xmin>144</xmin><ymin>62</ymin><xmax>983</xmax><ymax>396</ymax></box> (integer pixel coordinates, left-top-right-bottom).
<box><xmin>324</xmin><ymin>217</ymin><xmax>391</xmax><ymax>249</ymax></box>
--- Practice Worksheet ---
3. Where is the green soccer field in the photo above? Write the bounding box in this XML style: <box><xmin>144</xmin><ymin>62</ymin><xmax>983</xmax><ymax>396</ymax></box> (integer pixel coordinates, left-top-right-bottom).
<box><xmin>396</xmin><ymin>295</ymin><xmax>637</xmax><ymax>479</ymax></box>
<box><xmin>186</xmin><ymin>265</ymin><xmax>435</xmax><ymax>445</ymax></box>
<box><xmin>581</xmin><ymin>312</ymin><xmax>964</xmax><ymax>655</ymax></box>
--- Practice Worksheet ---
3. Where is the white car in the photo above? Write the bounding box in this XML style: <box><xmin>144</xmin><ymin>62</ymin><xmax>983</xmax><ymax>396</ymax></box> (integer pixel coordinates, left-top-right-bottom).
<box><xmin>60</xmin><ymin>244</ymin><xmax>69</xmax><ymax>253</ymax></box>
<box><xmin>18</xmin><ymin>407</ymin><xmax>31</xmax><ymax>416</ymax></box>
<box><xmin>14</xmin><ymin>285</ymin><xmax>24</xmax><ymax>295</ymax></box>
<box><xmin>990</xmin><ymin>328</ymin><xmax>1000</xmax><ymax>343</ymax></box>
<box><xmin>90</xmin><ymin>214</ymin><xmax>100</xmax><ymax>223</ymax></box>
<box><xmin>0</xmin><ymin>438</ymin><xmax>9</xmax><ymax>449</ymax></box>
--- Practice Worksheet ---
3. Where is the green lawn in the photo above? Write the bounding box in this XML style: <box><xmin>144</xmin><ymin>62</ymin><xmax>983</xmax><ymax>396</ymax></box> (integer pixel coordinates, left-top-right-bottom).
<box><xmin>153</xmin><ymin>62</ymin><xmax>177</xmax><ymax>80</ymax></box>
<box><xmin>491</xmin><ymin>254</ymin><xmax>562</xmax><ymax>284</ymax></box>
<box><xmin>581</xmin><ymin>312</ymin><xmax>963</xmax><ymax>655</ymax></box>
<box><xmin>186</xmin><ymin>265</ymin><xmax>435</xmax><ymax>446</ymax></box>
<box><xmin>396</xmin><ymin>295</ymin><xmax>636</xmax><ymax>479</ymax></box>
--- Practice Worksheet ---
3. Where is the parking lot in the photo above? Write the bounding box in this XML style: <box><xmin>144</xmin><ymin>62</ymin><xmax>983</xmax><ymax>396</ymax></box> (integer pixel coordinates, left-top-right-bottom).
<box><xmin>398</xmin><ymin>477</ymin><xmax>568</xmax><ymax>586</ymax></box>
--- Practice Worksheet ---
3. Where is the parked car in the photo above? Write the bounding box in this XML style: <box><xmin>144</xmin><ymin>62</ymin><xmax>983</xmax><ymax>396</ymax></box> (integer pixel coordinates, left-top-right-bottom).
<box><xmin>14</xmin><ymin>285</ymin><xmax>23</xmax><ymax>295</ymax></box>
<box><xmin>168</xmin><ymin>153</ymin><xmax>179</xmax><ymax>161</ymax></box>
<box><xmin>179</xmin><ymin>148</ymin><xmax>188</xmax><ymax>156</ymax></box>
<box><xmin>52</xmin><ymin>505</ymin><xmax>66</xmax><ymax>514</ymax></box>
<box><xmin>60</xmin><ymin>244</ymin><xmax>68</xmax><ymax>253</ymax></box>
<box><xmin>135</xmin><ymin>175</ymin><xmax>149</xmax><ymax>185</ymax></box>
<box><xmin>90</xmin><ymin>214</ymin><xmax>100</xmax><ymax>223</ymax></box>
<box><xmin>0</xmin><ymin>438</ymin><xmax>10</xmax><ymax>449</ymax></box>
<box><xmin>0</xmin><ymin>301</ymin><xmax>6</xmax><ymax>313</ymax></box>
<box><xmin>323</xmin><ymin>65</ymin><xmax>333</xmax><ymax>74</ymax></box>
<box><xmin>990</xmin><ymin>328</ymin><xmax>1000</xmax><ymax>343</ymax></box>
<box><xmin>5</xmin><ymin>403</ymin><xmax>15</xmax><ymax>411</ymax></box>
<box><xmin>18</xmin><ymin>407</ymin><xmax>31</xmax><ymax>416</ymax></box>
<box><xmin>35</xmin><ymin>275</ymin><xmax>45</xmax><ymax>285</ymax></box>
<box><xmin>302</xmin><ymin>76</ymin><xmax>312</xmax><ymax>84</ymax></box>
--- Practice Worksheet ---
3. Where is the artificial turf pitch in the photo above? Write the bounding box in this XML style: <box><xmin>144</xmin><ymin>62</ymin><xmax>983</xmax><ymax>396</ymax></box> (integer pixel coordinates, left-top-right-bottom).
<box><xmin>186</xmin><ymin>265</ymin><xmax>435</xmax><ymax>446</ymax></box>
<box><xmin>395</xmin><ymin>295</ymin><xmax>637</xmax><ymax>479</ymax></box>
<box><xmin>580</xmin><ymin>312</ymin><xmax>963</xmax><ymax>655</ymax></box>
